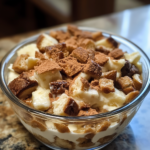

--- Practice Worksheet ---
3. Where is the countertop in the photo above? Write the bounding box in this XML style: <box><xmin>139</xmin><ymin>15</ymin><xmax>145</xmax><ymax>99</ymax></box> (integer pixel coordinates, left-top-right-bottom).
<box><xmin>0</xmin><ymin>5</ymin><xmax>150</xmax><ymax>150</ymax></box>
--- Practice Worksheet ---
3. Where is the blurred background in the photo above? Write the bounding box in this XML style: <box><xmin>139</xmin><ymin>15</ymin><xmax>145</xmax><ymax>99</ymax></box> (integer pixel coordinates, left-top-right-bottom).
<box><xmin>0</xmin><ymin>0</ymin><xmax>149</xmax><ymax>38</ymax></box>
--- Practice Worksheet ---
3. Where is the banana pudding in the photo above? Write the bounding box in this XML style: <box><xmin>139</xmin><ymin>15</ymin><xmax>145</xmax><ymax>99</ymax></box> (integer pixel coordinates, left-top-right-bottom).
<box><xmin>8</xmin><ymin>25</ymin><xmax>143</xmax><ymax>150</ymax></box>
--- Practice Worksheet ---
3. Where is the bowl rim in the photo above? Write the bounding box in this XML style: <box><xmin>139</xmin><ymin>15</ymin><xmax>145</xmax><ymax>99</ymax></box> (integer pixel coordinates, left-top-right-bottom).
<box><xmin>0</xmin><ymin>26</ymin><xmax>150</xmax><ymax>121</ymax></box>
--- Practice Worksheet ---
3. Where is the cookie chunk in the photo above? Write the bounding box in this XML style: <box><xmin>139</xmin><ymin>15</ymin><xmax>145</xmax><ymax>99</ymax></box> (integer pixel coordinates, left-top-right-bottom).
<box><xmin>58</xmin><ymin>57</ymin><xmax>83</xmax><ymax>77</ymax></box>
<box><xmin>84</xmin><ymin>60</ymin><xmax>102</xmax><ymax>78</ymax></box>
<box><xmin>117</xmin><ymin>76</ymin><xmax>135</xmax><ymax>94</ymax></box>
<box><xmin>49</xmin><ymin>80</ymin><xmax>69</xmax><ymax>95</ymax></box>
<box><xmin>8</xmin><ymin>72</ymin><xmax>38</xmax><ymax>99</ymax></box>
<box><xmin>95</xmin><ymin>52</ymin><xmax>108</xmax><ymax>66</ymax></box>
<box><xmin>99</xmin><ymin>78</ymin><xmax>115</xmax><ymax>93</ymax></box>
<box><xmin>108</xmin><ymin>49</ymin><xmax>124</xmax><ymax>59</ymax></box>
<box><xmin>121</xmin><ymin>60</ymin><xmax>139</xmax><ymax>77</ymax></box>
<box><xmin>71</xmin><ymin>47</ymin><xmax>89</xmax><ymax>63</ymax></box>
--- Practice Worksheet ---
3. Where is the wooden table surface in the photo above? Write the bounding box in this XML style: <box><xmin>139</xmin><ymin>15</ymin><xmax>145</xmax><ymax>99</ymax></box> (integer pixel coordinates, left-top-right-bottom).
<box><xmin>0</xmin><ymin>5</ymin><xmax>150</xmax><ymax>150</ymax></box>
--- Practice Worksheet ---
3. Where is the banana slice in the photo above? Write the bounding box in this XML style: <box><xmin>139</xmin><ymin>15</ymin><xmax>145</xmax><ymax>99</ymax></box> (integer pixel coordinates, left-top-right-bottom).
<box><xmin>32</xmin><ymin>86</ymin><xmax>51</xmax><ymax>111</ymax></box>
<box><xmin>17</xmin><ymin>43</ymin><xmax>39</xmax><ymax>57</ymax></box>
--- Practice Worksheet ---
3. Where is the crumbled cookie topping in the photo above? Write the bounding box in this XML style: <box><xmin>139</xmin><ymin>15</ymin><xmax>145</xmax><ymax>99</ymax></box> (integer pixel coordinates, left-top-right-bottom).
<box><xmin>8</xmin><ymin>24</ymin><xmax>142</xmax><ymax>117</ymax></box>
<box><xmin>35</xmin><ymin>60</ymin><xmax>62</xmax><ymax>74</ymax></box>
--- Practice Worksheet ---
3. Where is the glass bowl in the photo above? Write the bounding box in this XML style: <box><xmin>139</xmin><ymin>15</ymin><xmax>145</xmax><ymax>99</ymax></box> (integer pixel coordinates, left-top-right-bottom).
<box><xmin>0</xmin><ymin>27</ymin><xmax>150</xmax><ymax>150</ymax></box>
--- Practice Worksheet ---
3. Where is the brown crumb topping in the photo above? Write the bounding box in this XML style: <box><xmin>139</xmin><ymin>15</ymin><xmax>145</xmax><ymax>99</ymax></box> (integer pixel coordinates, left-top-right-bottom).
<box><xmin>121</xmin><ymin>60</ymin><xmax>139</xmax><ymax>77</ymax></box>
<box><xmin>117</xmin><ymin>76</ymin><xmax>135</xmax><ymax>94</ymax></box>
<box><xmin>50</xmin><ymin>30</ymin><xmax>70</xmax><ymax>42</ymax></box>
<box><xmin>49</xmin><ymin>80</ymin><xmax>69</xmax><ymax>95</ymax></box>
<box><xmin>35</xmin><ymin>51</ymin><xmax>46</xmax><ymax>60</ymax></box>
<box><xmin>99</xmin><ymin>78</ymin><xmax>115</xmax><ymax>93</ymax></box>
<box><xmin>35</xmin><ymin>59</ymin><xmax>61</xmax><ymax>74</ymax></box>
<box><xmin>92</xmin><ymin>31</ymin><xmax>104</xmax><ymax>41</ymax></box>
<box><xmin>102</xmin><ymin>70</ymin><xmax>117</xmax><ymax>81</ymax></box>
<box><xmin>65</xmin><ymin>36</ymin><xmax>78</xmax><ymax>52</ymax></box>
<box><xmin>95</xmin><ymin>52</ymin><xmax>109</xmax><ymax>66</ymax></box>
<box><xmin>8</xmin><ymin>72</ymin><xmax>38</xmax><ymax>99</ymax></box>
<box><xmin>90</xmin><ymin>80</ymin><xmax>100</xmax><ymax>91</ymax></box>
<box><xmin>64</xmin><ymin>98</ymin><xmax>79</xmax><ymax>116</ymax></box>
<box><xmin>71</xmin><ymin>47</ymin><xmax>89</xmax><ymax>63</ymax></box>
<box><xmin>108</xmin><ymin>48</ymin><xmax>124</xmax><ymax>59</ymax></box>
<box><xmin>58</xmin><ymin>57</ymin><xmax>83</xmax><ymax>77</ymax></box>
<box><xmin>84</xmin><ymin>59</ymin><xmax>102</xmax><ymax>78</ymax></box>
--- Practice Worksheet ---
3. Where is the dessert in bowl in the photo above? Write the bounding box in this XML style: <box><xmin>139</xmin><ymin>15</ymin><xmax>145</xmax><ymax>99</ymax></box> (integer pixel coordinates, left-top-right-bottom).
<box><xmin>0</xmin><ymin>25</ymin><xmax>150</xmax><ymax>150</ymax></box>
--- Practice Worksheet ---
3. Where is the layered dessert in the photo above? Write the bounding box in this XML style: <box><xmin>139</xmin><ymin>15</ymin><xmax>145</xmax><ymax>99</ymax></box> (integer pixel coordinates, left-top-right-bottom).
<box><xmin>8</xmin><ymin>25</ymin><xmax>143</xmax><ymax>149</ymax></box>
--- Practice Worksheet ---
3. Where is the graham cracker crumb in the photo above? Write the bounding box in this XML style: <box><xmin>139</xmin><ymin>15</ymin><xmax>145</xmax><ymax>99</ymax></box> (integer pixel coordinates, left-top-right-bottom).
<box><xmin>108</xmin><ymin>48</ymin><xmax>124</xmax><ymax>59</ymax></box>
<box><xmin>102</xmin><ymin>70</ymin><xmax>117</xmax><ymax>81</ymax></box>
<box><xmin>99</xmin><ymin>78</ymin><xmax>115</xmax><ymax>93</ymax></box>
<box><xmin>92</xmin><ymin>31</ymin><xmax>104</xmax><ymax>41</ymax></box>
<box><xmin>84</xmin><ymin>59</ymin><xmax>102</xmax><ymax>78</ymax></box>
<box><xmin>50</xmin><ymin>30</ymin><xmax>70</xmax><ymax>42</ymax></box>
<box><xmin>58</xmin><ymin>57</ymin><xmax>83</xmax><ymax>77</ymax></box>
<box><xmin>90</xmin><ymin>80</ymin><xmax>100</xmax><ymax>91</ymax></box>
<box><xmin>35</xmin><ymin>51</ymin><xmax>46</xmax><ymax>60</ymax></box>
<box><xmin>71</xmin><ymin>47</ymin><xmax>89</xmax><ymax>63</ymax></box>
<box><xmin>65</xmin><ymin>36</ymin><xmax>78</xmax><ymax>52</ymax></box>
<box><xmin>95</xmin><ymin>52</ymin><xmax>108</xmax><ymax>66</ymax></box>
<box><xmin>35</xmin><ymin>59</ymin><xmax>61</xmax><ymax>74</ymax></box>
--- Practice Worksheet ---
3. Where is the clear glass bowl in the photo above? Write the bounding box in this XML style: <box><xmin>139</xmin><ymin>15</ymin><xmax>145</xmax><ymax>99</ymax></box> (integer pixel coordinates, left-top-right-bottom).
<box><xmin>0</xmin><ymin>27</ymin><xmax>150</xmax><ymax>150</ymax></box>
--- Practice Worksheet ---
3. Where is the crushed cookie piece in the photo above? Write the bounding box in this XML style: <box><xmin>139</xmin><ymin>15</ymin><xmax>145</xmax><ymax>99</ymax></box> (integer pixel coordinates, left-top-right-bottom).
<box><xmin>54</xmin><ymin>123</ymin><xmax>70</xmax><ymax>133</ymax></box>
<box><xmin>49</xmin><ymin>80</ymin><xmax>69</xmax><ymax>95</ymax></box>
<box><xmin>108</xmin><ymin>49</ymin><xmax>124</xmax><ymax>59</ymax></box>
<box><xmin>121</xmin><ymin>60</ymin><xmax>139</xmax><ymax>77</ymax></box>
<box><xmin>64</xmin><ymin>98</ymin><xmax>79</xmax><ymax>116</ymax></box>
<box><xmin>84</xmin><ymin>60</ymin><xmax>102</xmax><ymax>78</ymax></box>
<box><xmin>99</xmin><ymin>78</ymin><xmax>115</xmax><ymax>93</ymax></box>
<box><xmin>37</xmin><ymin>34</ymin><xmax>58</xmax><ymax>53</ymax></box>
<box><xmin>78</xmin><ymin>108</ymin><xmax>98</xmax><ymax>116</ymax></box>
<box><xmin>50</xmin><ymin>30</ymin><xmax>70</xmax><ymax>42</ymax></box>
<box><xmin>80</xmin><ymin>39</ymin><xmax>95</xmax><ymax>51</ymax></box>
<box><xmin>68</xmin><ymin>24</ymin><xmax>82</xmax><ymax>36</ymax></box>
<box><xmin>45</xmin><ymin>46</ymin><xmax>64</xmax><ymax>61</ymax></box>
<box><xmin>96</xmin><ymin>46</ymin><xmax>111</xmax><ymax>55</ymax></box>
<box><xmin>80</xmin><ymin>78</ymin><xmax>90</xmax><ymax>91</ymax></box>
<box><xmin>13</xmin><ymin>54</ymin><xmax>29</xmax><ymax>73</ymax></box>
<box><xmin>71</xmin><ymin>47</ymin><xmax>89</xmax><ymax>63</ymax></box>
<box><xmin>45</xmin><ymin>42</ymin><xmax>69</xmax><ymax>60</ymax></box>
<box><xmin>107</xmin><ymin>37</ymin><xmax>119</xmax><ymax>48</ymax></box>
<box><xmin>65</xmin><ymin>36</ymin><xmax>78</xmax><ymax>52</ymax></box>
<box><xmin>95</xmin><ymin>52</ymin><xmax>109</xmax><ymax>66</ymax></box>
<box><xmin>67</xmin><ymin>25</ymin><xmax>92</xmax><ymax>39</ymax></box>
<box><xmin>102</xmin><ymin>70</ymin><xmax>117</xmax><ymax>81</ymax></box>
<box><xmin>8</xmin><ymin>72</ymin><xmax>38</xmax><ymax>99</ymax></box>
<box><xmin>117</xmin><ymin>76</ymin><xmax>135</xmax><ymax>94</ymax></box>
<box><xmin>35</xmin><ymin>51</ymin><xmax>46</xmax><ymax>60</ymax></box>
<box><xmin>58</xmin><ymin>57</ymin><xmax>83</xmax><ymax>77</ymax></box>
<box><xmin>35</xmin><ymin>59</ymin><xmax>61</xmax><ymax>74</ymax></box>
<box><xmin>90</xmin><ymin>80</ymin><xmax>100</xmax><ymax>91</ymax></box>
<box><xmin>92</xmin><ymin>31</ymin><xmax>104</xmax><ymax>41</ymax></box>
